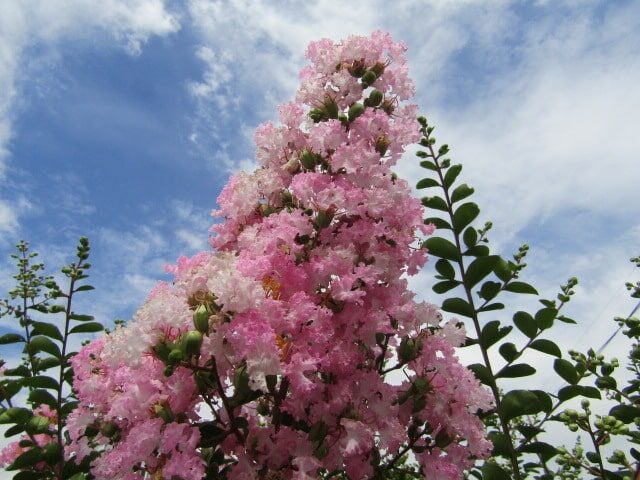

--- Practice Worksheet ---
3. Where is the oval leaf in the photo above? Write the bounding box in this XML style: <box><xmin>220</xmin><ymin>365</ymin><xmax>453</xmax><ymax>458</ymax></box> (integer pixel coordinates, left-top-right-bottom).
<box><xmin>452</xmin><ymin>202</ymin><xmax>480</xmax><ymax>233</ymax></box>
<box><xmin>32</xmin><ymin>322</ymin><xmax>63</xmax><ymax>341</ymax></box>
<box><xmin>422</xmin><ymin>237</ymin><xmax>459</xmax><ymax>261</ymax></box>
<box><xmin>513</xmin><ymin>311</ymin><xmax>537</xmax><ymax>339</ymax></box>
<box><xmin>554</xmin><ymin>359</ymin><xmax>578</xmax><ymax>385</ymax></box>
<box><xmin>496</xmin><ymin>363</ymin><xmax>536</xmax><ymax>378</ymax></box>
<box><xmin>504</xmin><ymin>281</ymin><xmax>538</xmax><ymax>295</ymax></box>
<box><xmin>441</xmin><ymin>298</ymin><xmax>474</xmax><ymax>318</ymax></box>
<box><xmin>529</xmin><ymin>339</ymin><xmax>561</xmax><ymax>357</ymax></box>
<box><xmin>499</xmin><ymin>390</ymin><xmax>543</xmax><ymax>421</ymax></box>
<box><xmin>465</xmin><ymin>255</ymin><xmax>500</xmax><ymax>288</ymax></box>
<box><xmin>69</xmin><ymin>322</ymin><xmax>104</xmax><ymax>334</ymax></box>
<box><xmin>450</xmin><ymin>183</ymin><xmax>474</xmax><ymax>203</ymax></box>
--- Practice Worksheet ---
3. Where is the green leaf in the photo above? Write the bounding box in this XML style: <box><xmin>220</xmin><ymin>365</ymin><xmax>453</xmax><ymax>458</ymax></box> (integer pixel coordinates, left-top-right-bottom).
<box><xmin>68</xmin><ymin>314</ymin><xmax>95</xmax><ymax>322</ymax></box>
<box><xmin>435</xmin><ymin>259</ymin><xmax>456</xmax><ymax>279</ymax></box>
<box><xmin>7</xmin><ymin>447</ymin><xmax>43</xmax><ymax>471</ymax></box>
<box><xmin>452</xmin><ymin>202</ymin><xmax>480</xmax><ymax>233</ymax></box>
<box><xmin>500</xmin><ymin>390</ymin><xmax>543</xmax><ymax>421</ymax></box>
<box><xmin>499</xmin><ymin>342</ymin><xmax>520</xmax><ymax>362</ymax></box>
<box><xmin>26</xmin><ymin>416</ymin><xmax>52</xmax><ymax>435</ymax></box>
<box><xmin>478</xmin><ymin>302</ymin><xmax>504</xmax><ymax>312</ymax></box>
<box><xmin>422</xmin><ymin>237</ymin><xmax>459</xmax><ymax>261</ymax></box>
<box><xmin>443</xmin><ymin>164</ymin><xmax>462</xmax><ymax>188</ymax></box>
<box><xmin>519</xmin><ymin>442</ymin><xmax>557</xmax><ymax>462</ymax></box>
<box><xmin>32</xmin><ymin>322</ymin><xmax>63</xmax><ymax>341</ymax></box>
<box><xmin>4</xmin><ymin>365</ymin><xmax>30</xmax><ymax>377</ymax></box>
<box><xmin>432</xmin><ymin>280</ymin><xmax>461</xmax><ymax>294</ymax></box>
<box><xmin>496</xmin><ymin>363</ymin><xmax>536</xmax><ymax>378</ymax></box>
<box><xmin>479</xmin><ymin>281</ymin><xmax>501</xmax><ymax>301</ymax></box>
<box><xmin>421</xmin><ymin>196</ymin><xmax>449</xmax><ymax>212</ymax></box>
<box><xmin>28</xmin><ymin>389</ymin><xmax>58</xmax><ymax>407</ymax></box>
<box><xmin>554</xmin><ymin>359</ymin><xmax>578</xmax><ymax>385</ymax></box>
<box><xmin>465</xmin><ymin>245</ymin><xmax>490</xmax><ymax>257</ymax></box>
<box><xmin>419</xmin><ymin>160</ymin><xmax>437</xmax><ymax>171</ymax></box>
<box><xmin>493</xmin><ymin>258</ymin><xmax>512</xmax><ymax>281</ymax></box>
<box><xmin>35</xmin><ymin>356</ymin><xmax>61</xmax><ymax>372</ymax></box>
<box><xmin>535</xmin><ymin>308</ymin><xmax>557</xmax><ymax>330</ymax></box>
<box><xmin>69</xmin><ymin>322</ymin><xmax>104</xmax><ymax>334</ymax></box>
<box><xmin>580</xmin><ymin>386</ymin><xmax>601</xmax><ymax>399</ymax></box>
<box><xmin>481</xmin><ymin>462</ymin><xmax>510</xmax><ymax>480</ymax></box>
<box><xmin>557</xmin><ymin>385</ymin><xmax>583</xmax><ymax>402</ymax></box>
<box><xmin>504</xmin><ymin>281</ymin><xmax>538</xmax><ymax>295</ymax></box>
<box><xmin>424</xmin><ymin>217</ymin><xmax>452</xmax><ymax>230</ymax></box>
<box><xmin>463</xmin><ymin>227</ymin><xmax>478</xmax><ymax>248</ymax></box>
<box><xmin>529</xmin><ymin>339</ymin><xmax>561</xmax><ymax>357</ymax></box>
<box><xmin>610</xmin><ymin>404</ymin><xmax>640</xmax><ymax>424</ymax></box>
<box><xmin>4</xmin><ymin>424</ymin><xmax>25</xmax><ymax>438</ymax></box>
<box><xmin>74</xmin><ymin>285</ymin><xmax>95</xmax><ymax>292</ymax></box>
<box><xmin>416</xmin><ymin>178</ymin><xmax>440</xmax><ymax>189</ymax></box>
<box><xmin>517</xmin><ymin>425</ymin><xmax>543</xmax><ymax>440</ymax></box>
<box><xmin>49</xmin><ymin>304</ymin><xmax>66</xmax><ymax>314</ymax></box>
<box><xmin>441</xmin><ymin>298</ymin><xmax>474</xmax><ymax>318</ymax></box>
<box><xmin>0</xmin><ymin>407</ymin><xmax>32</xmax><ymax>425</ymax></box>
<box><xmin>488</xmin><ymin>431</ymin><xmax>512</xmax><ymax>458</ymax></box>
<box><xmin>21</xmin><ymin>376</ymin><xmax>60</xmax><ymax>391</ymax></box>
<box><xmin>531</xmin><ymin>390</ymin><xmax>553</xmax><ymax>412</ymax></box>
<box><xmin>513</xmin><ymin>311</ymin><xmax>537</xmax><ymax>339</ymax></box>
<box><xmin>450</xmin><ymin>183</ymin><xmax>474</xmax><ymax>203</ymax></box>
<box><xmin>465</xmin><ymin>255</ymin><xmax>500</xmax><ymax>288</ymax></box>
<box><xmin>468</xmin><ymin>363</ymin><xmax>492</xmax><ymax>386</ymax></box>
<box><xmin>0</xmin><ymin>333</ymin><xmax>25</xmax><ymax>345</ymax></box>
<box><xmin>28</xmin><ymin>336</ymin><xmax>61</xmax><ymax>358</ymax></box>
<box><xmin>480</xmin><ymin>321</ymin><xmax>513</xmax><ymax>349</ymax></box>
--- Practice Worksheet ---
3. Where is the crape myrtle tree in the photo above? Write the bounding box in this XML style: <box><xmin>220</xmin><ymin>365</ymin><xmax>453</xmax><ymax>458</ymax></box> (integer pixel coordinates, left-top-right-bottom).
<box><xmin>61</xmin><ymin>32</ymin><xmax>492</xmax><ymax>480</ymax></box>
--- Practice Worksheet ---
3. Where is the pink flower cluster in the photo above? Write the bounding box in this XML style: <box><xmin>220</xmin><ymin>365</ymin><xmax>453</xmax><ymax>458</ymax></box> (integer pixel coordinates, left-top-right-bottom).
<box><xmin>68</xmin><ymin>31</ymin><xmax>492</xmax><ymax>479</ymax></box>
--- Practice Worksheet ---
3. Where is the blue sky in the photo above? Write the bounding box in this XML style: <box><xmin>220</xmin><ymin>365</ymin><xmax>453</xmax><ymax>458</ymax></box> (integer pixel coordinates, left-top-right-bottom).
<box><xmin>1</xmin><ymin>0</ymin><xmax>639</xmax><ymax>464</ymax></box>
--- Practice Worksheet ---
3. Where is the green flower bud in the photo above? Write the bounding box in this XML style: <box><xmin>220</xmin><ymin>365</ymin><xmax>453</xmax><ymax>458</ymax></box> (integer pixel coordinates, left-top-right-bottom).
<box><xmin>348</xmin><ymin>103</ymin><xmax>365</xmax><ymax>122</ymax></box>
<box><xmin>309</xmin><ymin>108</ymin><xmax>326</xmax><ymax>123</ymax></box>
<box><xmin>168</xmin><ymin>348</ymin><xmax>184</xmax><ymax>365</ymax></box>
<box><xmin>314</xmin><ymin>210</ymin><xmax>333</xmax><ymax>230</ymax></box>
<box><xmin>300</xmin><ymin>149</ymin><xmax>317</xmax><ymax>170</ymax></box>
<box><xmin>361</xmin><ymin>70</ymin><xmax>377</xmax><ymax>87</ymax></box>
<box><xmin>193</xmin><ymin>304</ymin><xmax>210</xmax><ymax>334</ymax></box>
<box><xmin>370</xmin><ymin>62</ymin><xmax>385</xmax><ymax>77</ymax></box>
<box><xmin>153</xmin><ymin>403</ymin><xmax>174</xmax><ymax>422</ymax></box>
<box><xmin>324</xmin><ymin>98</ymin><xmax>339</xmax><ymax>119</ymax></box>
<box><xmin>100</xmin><ymin>421</ymin><xmax>119</xmax><ymax>438</ymax></box>
<box><xmin>398</xmin><ymin>337</ymin><xmax>421</xmax><ymax>363</ymax></box>
<box><xmin>183</xmin><ymin>331</ymin><xmax>203</xmax><ymax>357</ymax></box>
<box><xmin>367</xmin><ymin>89</ymin><xmax>383</xmax><ymax>107</ymax></box>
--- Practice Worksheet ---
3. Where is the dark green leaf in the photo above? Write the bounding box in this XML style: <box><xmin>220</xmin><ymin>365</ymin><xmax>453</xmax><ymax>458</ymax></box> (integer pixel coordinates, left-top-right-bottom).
<box><xmin>494</xmin><ymin>259</ymin><xmax>512</xmax><ymax>282</ymax></box>
<box><xmin>557</xmin><ymin>315</ymin><xmax>577</xmax><ymax>324</ymax></box>
<box><xmin>419</xmin><ymin>160</ymin><xmax>437</xmax><ymax>171</ymax></box>
<box><xmin>517</xmin><ymin>425</ymin><xmax>543</xmax><ymax>440</ymax></box>
<box><xmin>21</xmin><ymin>376</ymin><xmax>60</xmax><ymax>391</ymax></box>
<box><xmin>416</xmin><ymin>178</ymin><xmax>440</xmax><ymax>189</ymax></box>
<box><xmin>504</xmin><ymin>281</ymin><xmax>538</xmax><ymax>295</ymax></box>
<box><xmin>443</xmin><ymin>164</ymin><xmax>462</xmax><ymax>188</ymax></box>
<box><xmin>580</xmin><ymin>386</ymin><xmax>602</xmax><ymax>399</ymax></box>
<box><xmin>488</xmin><ymin>431</ymin><xmax>511</xmax><ymax>458</ymax></box>
<box><xmin>497</xmin><ymin>363</ymin><xmax>536</xmax><ymax>378</ymax></box>
<box><xmin>529</xmin><ymin>339</ymin><xmax>562</xmax><ymax>357</ymax></box>
<box><xmin>513</xmin><ymin>311</ymin><xmax>537</xmax><ymax>339</ymax></box>
<box><xmin>7</xmin><ymin>447</ymin><xmax>43</xmax><ymax>471</ymax></box>
<box><xmin>4</xmin><ymin>365</ymin><xmax>30</xmax><ymax>377</ymax></box>
<box><xmin>0</xmin><ymin>407</ymin><xmax>32</xmax><ymax>425</ymax></box>
<box><xmin>435</xmin><ymin>259</ymin><xmax>456</xmax><ymax>279</ymax></box>
<box><xmin>452</xmin><ymin>202</ymin><xmax>480</xmax><ymax>233</ymax></box>
<box><xmin>586</xmin><ymin>452</ymin><xmax>601</xmax><ymax>464</ymax></box>
<box><xmin>424</xmin><ymin>217</ymin><xmax>452</xmax><ymax>230</ymax></box>
<box><xmin>481</xmin><ymin>463</ymin><xmax>510</xmax><ymax>480</ymax></box>
<box><xmin>465</xmin><ymin>245</ymin><xmax>490</xmax><ymax>257</ymax></box>
<box><xmin>68</xmin><ymin>314</ymin><xmax>94</xmax><ymax>322</ymax></box>
<box><xmin>519</xmin><ymin>442</ymin><xmax>557</xmax><ymax>462</ymax></box>
<box><xmin>35</xmin><ymin>357</ymin><xmax>61</xmax><ymax>372</ymax></box>
<box><xmin>432</xmin><ymin>280</ymin><xmax>461</xmax><ymax>294</ymax></box>
<box><xmin>535</xmin><ymin>308</ymin><xmax>557</xmax><ymax>330</ymax></box>
<box><xmin>531</xmin><ymin>390</ymin><xmax>553</xmax><ymax>412</ymax></box>
<box><xmin>465</xmin><ymin>255</ymin><xmax>500</xmax><ymax>288</ymax></box>
<box><xmin>468</xmin><ymin>363</ymin><xmax>492</xmax><ymax>386</ymax></box>
<box><xmin>478</xmin><ymin>302</ymin><xmax>504</xmax><ymax>312</ymax></box>
<box><xmin>499</xmin><ymin>390</ymin><xmax>543</xmax><ymax>421</ymax></box>
<box><xmin>479</xmin><ymin>281</ymin><xmax>501</xmax><ymax>301</ymax></box>
<box><xmin>421</xmin><ymin>196</ymin><xmax>448</xmax><ymax>212</ymax></box>
<box><xmin>28</xmin><ymin>336</ymin><xmax>61</xmax><ymax>358</ymax></box>
<box><xmin>554</xmin><ymin>359</ymin><xmax>578</xmax><ymax>385</ymax></box>
<box><xmin>499</xmin><ymin>342</ymin><xmax>520</xmax><ymax>362</ymax></box>
<box><xmin>32</xmin><ymin>322</ymin><xmax>63</xmax><ymax>341</ymax></box>
<box><xmin>463</xmin><ymin>227</ymin><xmax>478</xmax><ymax>248</ymax></box>
<box><xmin>480</xmin><ymin>321</ymin><xmax>512</xmax><ymax>349</ymax></box>
<box><xmin>75</xmin><ymin>285</ymin><xmax>95</xmax><ymax>292</ymax></box>
<box><xmin>450</xmin><ymin>183</ymin><xmax>474</xmax><ymax>203</ymax></box>
<box><xmin>0</xmin><ymin>333</ymin><xmax>25</xmax><ymax>345</ymax></box>
<box><xmin>69</xmin><ymin>322</ymin><xmax>104</xmax><ymax>334</ymax></box>
<box><xmin>28</xmin><ymin>389</ymin><xmax>58</xmax><ymax>407</ymax></box>
<box><xmin>631</xmin><ymin>448</ymin><xmax>640</xmax><ymax>462</ymax></box>
<box><xmin>422</xmin><ymin>237</ymin><xmax>459</xmax><ymax>261</ymax></box>
<box><xmin>441</xmin><ymin>298</ymin><xmax>474</xmax><ymax>318</ymax></box>
<box><xmin>557</xmin><ymin>385</ymin><xmax>582</xmax><ymax>402</ymax></box>
<box><xmin>48</xmin><ymin>304</ymin><xmax>66</xmax><ymax>314</ymax></box>
<box><xmin>5</xmin><ymin>424</ymin><xmax>25</xmax><ymax>437</ymax></box>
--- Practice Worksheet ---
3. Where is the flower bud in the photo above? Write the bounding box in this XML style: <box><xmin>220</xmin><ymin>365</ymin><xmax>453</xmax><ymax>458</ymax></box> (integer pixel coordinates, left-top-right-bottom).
<box><xmin>168</xmin><ymin>348</ymin><xmax>184</xmax><ymax>365</ymax></box>
<box><xmin>309</xmin><ymin>108</ymin><xmax>326</xmax><ymax>123</ymax></box>
<box><xmin>398</xmin><ymin>337</ymin><xmax>421</xmax><ymax>363</ymax></box>
<box><xmin>361</xmin><ymin>70</ymin><xmax>377</xmax><ymax>87</ymax></box>
<box><xmin>370</xmin><ymin>62</ymin><xmax>385</xmax><ymax>77</ymax></box>
<box><xmin>153</xmin><ymin>403</ymin><xmax>174</xmax><ymax>422</ymax></box>
<box><xmin>324</xmin><ymin>98</ymin><xmax>339</xmax><ymax>119</ymax></box>
<box><xmin>183</xmin><ymin>331</ymin><xmax>203</xmax><ymax>357</ymax></box>
<box><xmin>314</xmin><ymin>210</ymin><xmax>333</xmax><ymax>230</ymax></box>
<box><xmin>300</xmin><ymin>149</ymin><xmax>317</xmax><ymax>170</ymax></box>
<box><xmin>193</xmin><ymin>304</ymin><xmax>210</xmax><ymax>334</ymax></box>
<box><xmin>348</xmin><ymin>103</ymin><xmax>365</xmax><ymax>122</ymax></box>
<box><xmin>100</xmin><ymin>421</ymin><xmax>119</xmax><ymax>438</ymax></box>
<box><xmin>367</xmin><ymin>89</ymin><xmax>383</xmax><ymax>107</ymax></box>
